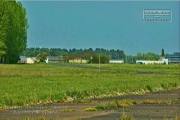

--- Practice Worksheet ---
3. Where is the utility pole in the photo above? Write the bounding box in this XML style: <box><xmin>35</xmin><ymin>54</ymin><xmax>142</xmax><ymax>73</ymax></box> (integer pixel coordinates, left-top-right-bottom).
<box><xmin>126</xmin><ymin>55</ymin><xmax>127</xmax><ymax>63</ymax></box>
<box><xmin>34</xmin><ymin>47</ymin><xmax>36</xmax><ymax>57</ymax></box>
<box><xmin>99</xmin><ymin>54</ymin><xmax>100</xmax><ymax>73</ymax></box>
<box><xmin>132</xmin><ymin>56</ymin><xmax>133</xmax><ymax>64</ymax></box>
<box><xmin>131</xmin><ymin>56</ymin><xmax>133</xmax><ymax>63</ymax></box>
<box><xmin>90</xmin><ymin>56</ymin><xmax>93</xmax><ymax>64</ymax></box>
<box><xmin>39</xmin><ymin>46</ymin><xmax>41</xmax><ymax>54</ymax></box>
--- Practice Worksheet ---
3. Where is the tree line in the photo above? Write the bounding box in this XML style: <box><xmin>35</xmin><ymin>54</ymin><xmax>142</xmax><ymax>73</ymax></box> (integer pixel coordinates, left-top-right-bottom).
<box><xmin>23</xmin><ymin>47</ymin><xmax>162</xmax><ymax>63</ymax></box>
<box><xmin>24</xmin><ymin>48</ymin><xmax>126</xmax><ymax>63</ymax></box>
<box><xmin>24</xmin><ymin>48</ymin><xmax>125</xmax><ymax>59</ymax></box>
<box><xmin>0</xmin><ymin>0</ymin><xmax>28</xmax><ymax>64</ymax></box>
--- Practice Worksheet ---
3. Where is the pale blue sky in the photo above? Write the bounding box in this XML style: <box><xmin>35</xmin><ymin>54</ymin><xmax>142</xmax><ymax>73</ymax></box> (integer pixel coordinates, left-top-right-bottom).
<box><xmin>21</xmin><ymin>1</ymin><xmax>179</xmax><ymax>55</ymax></box>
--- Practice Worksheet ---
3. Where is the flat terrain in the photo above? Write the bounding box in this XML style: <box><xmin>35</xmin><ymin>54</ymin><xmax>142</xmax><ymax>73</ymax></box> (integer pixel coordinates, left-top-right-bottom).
<box><xmin>0</xmin><ymin>89</ymin><xmax>179</xmax><ymax>120</ymax></box>
<box><xmin>0</xmin><ymin>63</ymin><xmax>179</xmax><ymax>119</ymax></box>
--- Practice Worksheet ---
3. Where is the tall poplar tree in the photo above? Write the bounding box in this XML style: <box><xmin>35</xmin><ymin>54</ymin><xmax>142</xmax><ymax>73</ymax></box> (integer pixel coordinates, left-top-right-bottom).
<box><xmin>161</xmin><ymin>49</ymin><xmax>164</xmax><ymax>57</ymax></box>
<box><xmin>0</xmin><ymin>0</ymin><xmax>28</xmax><ymax>63</ymax></box>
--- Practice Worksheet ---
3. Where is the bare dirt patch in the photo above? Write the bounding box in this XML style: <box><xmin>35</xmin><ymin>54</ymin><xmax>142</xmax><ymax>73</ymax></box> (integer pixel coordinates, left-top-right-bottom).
<box><xmin>0</xmin><ymin>89</ymin><xmax>179</xmax><ymax>120</ymax></box>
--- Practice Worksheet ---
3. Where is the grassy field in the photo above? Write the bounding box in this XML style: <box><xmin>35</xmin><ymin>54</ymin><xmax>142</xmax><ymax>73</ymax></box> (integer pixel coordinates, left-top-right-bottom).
<box><xmin>0</xmin><ymin>63</ymin><xmax>179</xmax><ymax>107</ymax></box>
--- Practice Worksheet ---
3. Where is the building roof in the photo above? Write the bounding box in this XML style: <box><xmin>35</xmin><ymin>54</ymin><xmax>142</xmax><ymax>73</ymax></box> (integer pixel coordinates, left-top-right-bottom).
<box><xmin>20</xmin><ymin>56</ymin><xmax>27</xmax><ymax>60</ymax></box>
<box><xmin>166</xmin><ymin>52</ymin><xmax>180</xmax><ymax>58</ymax></box>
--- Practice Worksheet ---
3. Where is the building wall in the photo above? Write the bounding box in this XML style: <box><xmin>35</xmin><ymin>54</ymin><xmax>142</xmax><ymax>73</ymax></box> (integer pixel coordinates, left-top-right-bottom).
<box><xmin>69</xmin><ymin>59</ymin><xmax>87</xmax><ymax>64</ymax></box>
<box><xmin>26</xmin><ymin>58</ymin><xmax>34</xmax><ymax>64</ymax></box>
<box><xmin>109</xmin><ymin>60</ymin><xmax>124</xmax><ymax>63</ymax></box>
<box><xmin>18</xmin><ymin>57</ymin><xmax>34</xmax><ymax>64</ymax></box>
<box><xmin>136</xmin><ymin>60</ymin><xmax>163</xmax><ymax>64</ymax></box>
<box><xmin>165</xmin><ymin>52</ymin><xmax>180</xmax><ymax>63</ymax></box>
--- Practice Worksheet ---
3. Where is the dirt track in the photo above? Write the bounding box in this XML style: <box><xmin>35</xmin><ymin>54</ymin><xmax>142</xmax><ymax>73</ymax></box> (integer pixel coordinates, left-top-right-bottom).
<box><xmin>0</xmin><ymin>89</ymin><xmax>179</xmax><ymax>120</ymax></box>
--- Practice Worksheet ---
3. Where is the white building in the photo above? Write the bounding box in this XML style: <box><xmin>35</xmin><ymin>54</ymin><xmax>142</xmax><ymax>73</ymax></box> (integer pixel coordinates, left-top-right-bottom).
<box><xmin>46</xmin><ymin>56</ymin><xmax>64</xmax><ymax>63</ymax></box>
<box><xmin>162</xmin><ymin>59</ymin><xmax>168</xmax><ymax>65</ymax></box>
<box><xmin>109</xmin><ymin>60</ymin><xmax>124</xmax><ymax>64</ymax></box>
<box><xmin>69</xmin><ymin>58</ymin><xmax>88</xmax><ymax>64</ymax></box>
<box><xmin>18</xmin><ymin>56</ymin><xmax>34</xmax><ymax>64</ymax></box>
<box><xmin>136</xmin><ymin>59</ymin><xmax>168</xmax><ymax>65</ymax></box>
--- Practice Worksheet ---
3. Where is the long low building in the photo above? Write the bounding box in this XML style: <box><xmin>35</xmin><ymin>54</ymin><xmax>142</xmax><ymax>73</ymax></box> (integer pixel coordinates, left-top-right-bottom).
<box><xmin>165</xmin><ymin>52</ymin><xmax>180</xmax><ymax>63</ymax></box>
<box><xmin>69</xmin><ymin>58</ymin><xmax>88</xmax><ymax>64</ymax></box>
<box><xmin>109</xmin><ymin>60</ymin><xmax>124</xmax><ymax>63</ymax></box>
<box><xmin>136</xmin><ymin>59</ymin><xmax>168</xmax><ymax>65</ymax></box>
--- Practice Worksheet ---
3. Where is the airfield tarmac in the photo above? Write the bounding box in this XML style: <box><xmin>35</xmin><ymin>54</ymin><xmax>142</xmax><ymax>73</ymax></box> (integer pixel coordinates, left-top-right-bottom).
<box><xmin>0</xmin><ymin>89</ymin><xmax>179</xmax><ymax>120</ymax></box>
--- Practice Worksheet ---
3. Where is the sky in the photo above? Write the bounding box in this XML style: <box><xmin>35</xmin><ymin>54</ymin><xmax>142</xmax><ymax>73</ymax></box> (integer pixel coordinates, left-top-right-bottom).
<box><xmin>20</xmin><ymin>1</ymin><xmax>179</xmax><ymax>55</ymax></box>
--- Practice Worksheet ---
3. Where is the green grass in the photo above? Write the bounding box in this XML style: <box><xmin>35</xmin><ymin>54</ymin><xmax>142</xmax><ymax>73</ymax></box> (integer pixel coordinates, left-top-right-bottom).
<box><xmin>0</xmin><ymin>63</ymin><xmax>179</xmax><ymax>107</ymax></box>
<box><xmin>95</xmin><ymin>99</ymin><xmax>136</xmax><ymax>110</ymax></box>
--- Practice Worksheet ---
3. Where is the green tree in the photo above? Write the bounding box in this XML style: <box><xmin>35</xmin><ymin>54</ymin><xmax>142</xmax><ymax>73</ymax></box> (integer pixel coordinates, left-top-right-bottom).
<box><xmin>0</xmin><ymin>0</ymin><xmax>28</xmax><ymax>63</ymax></box>
<box><xmin>0</xmin><ymin>41</ymin><xmax>6</xmax><ymax>56</ymax></box>
<box><xmin>81</xmin><ymin>51</ymin><xmax>98</xmax><ymax>63</ymax></box>
<box><xmin>135</xmin><ymin>52</ymin><xmax>160</xmax><ymax>61</ymax></box>
<box><xmin>62</xmin><ymin>53</ymin><xmax>76</xmax><ymax>63</ymax></box>
<box><xmin>0</xmin><ymin>41</ymin><xmax>6</xmax><ymax>63</ymax></box>
<box><xmin>135</xmin><ymin>52</ymin><xmax>143</xmax><ymax>60</ymax></box>
<box><xmin>99</xmin><ymin>54</ymin><xmax>109</xmax><ymax>64</ymax></box>
<box><xmin>37</xmin><ymin>52</ymin><xmax>49</xmax><ymax>62</ymax></box>
<box><xmin>145</xmin><ymin>52</ymin><xmax>159</xmax><ymax>60</ymax></box>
